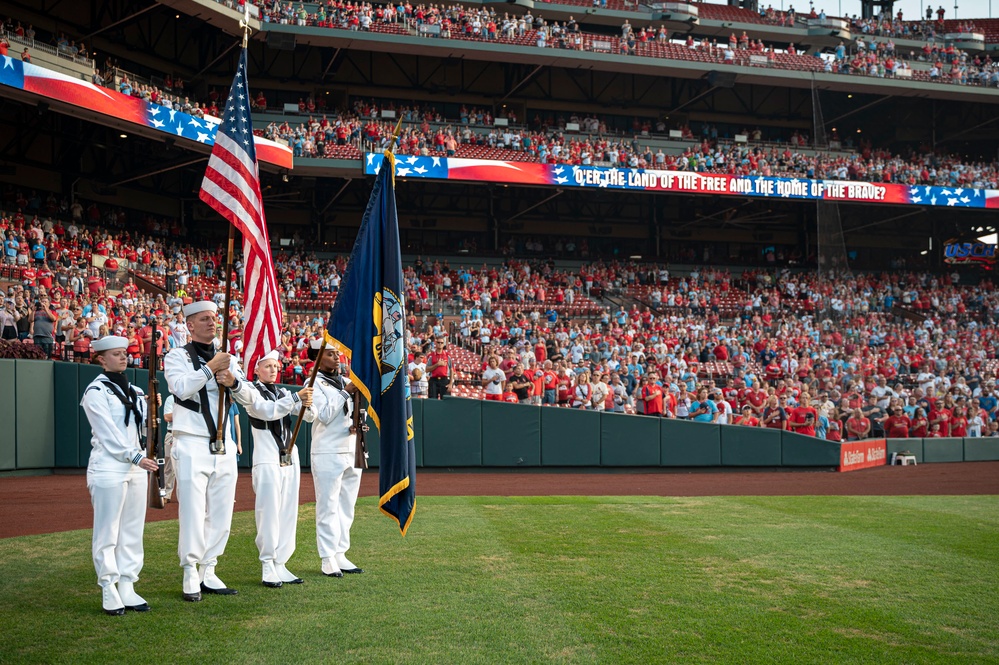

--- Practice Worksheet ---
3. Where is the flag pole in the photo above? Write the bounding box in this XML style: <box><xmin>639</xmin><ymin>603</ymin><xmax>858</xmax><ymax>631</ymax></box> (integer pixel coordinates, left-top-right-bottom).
<box><xmin>209</xmin><ymin>8</ymin><xmax>253</xmax><ymax>455</ymax></box>
<box><xmin>284</xmin><ymin>337</ymin><xmax>326</xmax><ymax>466</ymax></box>
<box><xmin>211</xmin><ymin>227</ymin><xmax>236</xmax><ymax>456</ymax></box>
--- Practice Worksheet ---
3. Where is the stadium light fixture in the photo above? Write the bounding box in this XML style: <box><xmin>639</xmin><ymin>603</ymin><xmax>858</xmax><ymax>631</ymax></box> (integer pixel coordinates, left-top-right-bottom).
<box><xmin>119</xmin><ymin>133</ymin><xmax>127</xmax><ymax>139</ymax></box>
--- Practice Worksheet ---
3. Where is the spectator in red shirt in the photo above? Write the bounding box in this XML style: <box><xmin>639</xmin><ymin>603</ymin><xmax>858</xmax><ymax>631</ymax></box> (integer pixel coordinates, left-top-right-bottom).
<box><xmin>788</xmin><ymin>390</ymin><xmax>818</xmax><ymax>436</ymax></box>
<box><xmin>762</xmin><ymin>395</ymin><xmax>788</xmax><ymax>430</ymax></box>
<box><xmin>950</xmin><ymin>405</ymin><xmax>969</xmax><ymax>438</ymax></box>
<box><xmin>426</xmin><ymin>338</ymin><xmax>453</xmax><ymax>399</ymax></box>
<box><xmin>733</xmin><ymin>404</ymin><xmax>760</xmax><ymax>427</ymax></box>
<box><xmin>846</xmin><ymin>409</ymin><xmax>872</xmax><ymax>440</ymax></box>
<box><xmin>639</xmin><ymin>375</ymin><xmax>664</xmax><ymax>417</ymax></box>
<box><xmin>909</xmin><ymin>408</ymin><xmax>929</xmax><ymax>438</ymax></box>
<box><xmin>885</xmin><ymin>407</ymin><xmax>911</xmax><ymax>438</ymax></box>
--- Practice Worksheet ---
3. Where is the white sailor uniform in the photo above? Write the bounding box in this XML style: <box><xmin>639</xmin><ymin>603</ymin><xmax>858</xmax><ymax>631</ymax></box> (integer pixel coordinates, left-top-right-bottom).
<box><xmin>81</xmin><ymin>371</ymin><xmax>150</xmax><ymax>614</ymax></box>
<box><xmin>304</xmin><ymin>371</ymin><xmax>363</xmax><ymax>575</ymax></box>
<box><xmin>163</xmin><ymin>341</ymin><xmax>244</xmax><ymax>597</ymax></box>
<box><xmin>231</xmin><ymin>379</ymin><xmax>305</xmax><ymax>586</ymax></box>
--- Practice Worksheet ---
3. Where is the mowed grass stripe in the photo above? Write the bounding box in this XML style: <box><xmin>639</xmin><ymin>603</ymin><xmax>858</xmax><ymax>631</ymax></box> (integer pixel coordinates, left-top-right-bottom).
<box><xmin>476</xmin><ymin>496</ymin><xmax>999</xmax><ymax>664</ymax></box>
<box><xmin>0</xmin><ymin>496</ymin><xmax>997</xmax><ymax>665</ymax></box>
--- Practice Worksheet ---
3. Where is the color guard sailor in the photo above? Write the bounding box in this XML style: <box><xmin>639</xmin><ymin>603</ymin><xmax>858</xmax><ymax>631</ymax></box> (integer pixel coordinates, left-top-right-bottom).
<box><xmin>81</xmin><ymin>335</ymin><xmax>159</xmax><ymax>615</ymax></box>
<box><xmin>230</xmin><ymin>348</ymin><xmax>313</xmax><ymax>588</ymax></box>
<box><xmin>304</xmin><ymin>340</ymin><xmax>364</xmax><ymax>577</ymax></box>
<box><xmin>163</xmin><ymin>300</ymin><xmax>244</xmax><ymax>601</ymax></box>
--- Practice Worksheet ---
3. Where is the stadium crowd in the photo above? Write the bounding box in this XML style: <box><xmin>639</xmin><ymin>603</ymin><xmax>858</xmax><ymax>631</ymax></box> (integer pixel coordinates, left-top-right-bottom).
<box><xmin>4</xmin><ymin>190</ymin><xmax>999</xmax><ymax>443</ymax></box>
<box><xmin>261</xmin><ymin>103</ymin><xmax>999</xmax><ymax>190</ymax></box>
<box><xmin>11</xmin><ymin>5</ymin><xmax>999</xmax><ymax>191</ymax></box>
<box><xmin>205</xmin><ymin>0</ymin><xmax>999</xmax><ymax>90</ymax></box>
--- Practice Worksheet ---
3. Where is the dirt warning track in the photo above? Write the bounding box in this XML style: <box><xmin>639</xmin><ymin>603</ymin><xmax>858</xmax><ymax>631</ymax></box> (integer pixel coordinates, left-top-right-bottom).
<box><xmin>1</xmin><ymin>462</ymin><xmax>997</xmax><ymax>538</ymax></box>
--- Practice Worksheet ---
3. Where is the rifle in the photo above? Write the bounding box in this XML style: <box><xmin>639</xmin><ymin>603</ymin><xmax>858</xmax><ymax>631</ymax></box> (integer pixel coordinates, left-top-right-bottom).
<box><xmin>352</xmin><ymin>391</ymin><xmax>369</xmax><ymax>470</ymax></box>
<box><xmin>147</xmin><ymin>317</ymin><xmax>166</xmax><ymax>509</ymax></box>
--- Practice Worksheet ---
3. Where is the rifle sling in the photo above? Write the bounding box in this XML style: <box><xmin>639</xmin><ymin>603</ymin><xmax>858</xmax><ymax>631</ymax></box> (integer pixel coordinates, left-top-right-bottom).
<box><xmin>247</xmin><ymin>382</ymin><xmax>292</xmax><ymax>450</ymax></box>
<box><xmin>174</xmin><ymin>343</ymin><xmax>230</xmax><ymax>442</ymax></box>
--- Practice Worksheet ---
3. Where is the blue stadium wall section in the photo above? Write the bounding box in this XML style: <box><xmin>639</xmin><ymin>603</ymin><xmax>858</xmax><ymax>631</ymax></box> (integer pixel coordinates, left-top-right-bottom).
<box><xmin>3</xmin><ymin>359</ymin><xmax>995</xmax><ymax>471</ymax></box>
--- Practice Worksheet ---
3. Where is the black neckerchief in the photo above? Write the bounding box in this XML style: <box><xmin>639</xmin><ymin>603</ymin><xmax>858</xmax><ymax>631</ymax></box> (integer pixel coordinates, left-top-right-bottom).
<box><xmin>191</xmin><ymin>340</ymin><xmax>216</xmax><ymax>363</ymax></box>
<box><xmin>250</xmin><ymin>381</ymin><xmax>291</xmax><ymax>449</ymax></box>
<box><xmin>101</xmin><ymin>371</ymin><xmax>143</xmax><ymax>428</ymax></box>
<box><xmin>318</xmin><ymin>369</ymin><xmax>343</xmax><ymax>389</ymax></box>
<box><xmin>318</xmin><ymin>370</ymin><xmax>349</xmax><ymax>416</ymax></box>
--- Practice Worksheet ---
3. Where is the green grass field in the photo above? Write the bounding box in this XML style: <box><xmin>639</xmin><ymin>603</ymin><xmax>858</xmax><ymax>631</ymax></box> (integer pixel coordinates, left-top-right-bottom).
<box><xmin>1</xmin><ymin>495</ymin><xmax>998</xmax><ymax>664</ymax></box>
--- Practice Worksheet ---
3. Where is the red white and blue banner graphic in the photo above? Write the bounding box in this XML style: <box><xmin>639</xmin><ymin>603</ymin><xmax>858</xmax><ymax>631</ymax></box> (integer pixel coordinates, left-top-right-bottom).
<box><xmin>0</xmin><ymin>56</ymin><xmax>292</xmax><ymax>170</ymax></box>
<box><xmin>366</xmin><ymin>153</ymin><xmax>999</xmax><ymax>209</ymax></box>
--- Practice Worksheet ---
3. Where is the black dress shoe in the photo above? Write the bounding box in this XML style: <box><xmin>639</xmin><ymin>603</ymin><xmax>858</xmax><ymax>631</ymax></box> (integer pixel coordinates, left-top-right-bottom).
<box><xmin>284</xmin><ymin>576</ymin><xmax>304</xmax><ymax>584</ymax></box>
<box><xmin>200</xmin><ymin>583</ymin><xmax>238</xmax><ymax>595</ymax></box>
<box><xmin>262</xmin><ymin>580</ymin><xmax>283</xmax><ymax>588</ymax></box>
<box><xmin>182</xmin><ymin>592</ymin><xmax>202</xmax><ymax>602</ymax></box>
<box><xmin>104</xmin><ymin>607</ymin><xmax>125</xmax><ymax>616</ymax></box>
<box><xmin>341</xmin><ymin>567</ymin><xmax>364</xmax><ymax>574</ymax></box>
<box><xmin>323</xmin><ymin>570</ymin><xmax>344</xmax><ymax>578</ymax></box>
<box><xmin>125</xmin><ymin>603</ymin><xmax>151</xmax><ymax>612</ymax></box>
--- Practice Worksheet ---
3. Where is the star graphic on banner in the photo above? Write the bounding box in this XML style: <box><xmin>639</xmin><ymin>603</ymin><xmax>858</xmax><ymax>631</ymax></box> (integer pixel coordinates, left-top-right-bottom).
<box><xmin>911</xmin><ymin>196</ymin><xmax>922</xmax><ymax>203</ymax></box>
<box><xmin>188</xmin><ymin>118</ymin><xmax>202</xmax><ymax>127</ymax></box>
<box><xmin>930</xmin><ymin>196</ymin><xmax>937</xmax><ymax>205</ymax></box>
<box><xmin>406</xmin><ymin>155</ymin><xmax>419</xmax><ymax>165</ymax></box>
<box><xmin>366</xmin><ymin>153</ymin><xmax>375</xmax><ymax>166</ymax></box>
<box><xmin>149</xmin><ymin>106</ymin><xmax>159</xmax><ymax>116</ymax></box>
<box><xmin>151</xmin><ymin>119</ymin><xmax>165</xmax><ymax>128</ymax></box>
<box><xmin>556</xmin><ymin>176</ymin><xmax>568</xmax><ymax>184</ymax></box>
<box><xmin>2</xmin><ymin>56</ymin><xmax>13</xmax><ymax>69</ymax></box>
<box><xmin>973</xmin><ymin>189</ymin><xmax>982</xmax><ymax>197</ymax></box>
<box><xmin>960</xmin><ymin>196</ymin><xmax>970</xmax><ymax>203</ymax></box>
<box><xmin>941</xmin><ymin>189</ymin><xmax>952</xmax><ymax>196</ymax></box>
<box><xmin>925</xmin><ymin>186</ymin><xmax>932</xmax><ymax>195</ymax></box>
<box><xmin>954</xmin><ymin>188</ymin><xmax>964</xmax><ymax>196</ymax></box>
<box><xmin>909</xmin><ymin>187</ymin><xmax>919</xmax><ymax>196</ymax></box>
<box><xmin>947</xmin><ymin>198</ymin><xmax>958</xmax><ymax>206</ymax></box>
<box><xmin>168</xmin><ymin>109</ymin><xmax>176</xmax><ymax>123</ymax></box>
<box><xmin>196</xmin><ymin>132</ymin><xmax>210</xmax><ymax>143</ymax></box>
<box><xmin>373</xmin><ymin>165</ymin><xmax>381</xmax><ymax>175</ymax></box>
<box><xmin>598</xmin><ymin>178</ymin><xmax>608</xmax><ymax>188</ymax></box>
<box><xmin>554</xmin><ymin>166</ymin><xmax>564</xmax><ymax>175</ymax></box>
<box><xmin>176</xmin><ymin>125</ymin><xmax>185</xmax><ymax>136</ymax></box>
<box><xmin>431</xmin><ymin>156</ymin><xmax>441</xmax><ymax>167</ymax></box>
<box><xmin>413</xmin><ymin>166</ymin><xmax>427</xmax><ymax>174</ymax></box>
<box><xmin>396</xmin><ymin>167</ymin><xmax>412</xmax><ymax>177</ymax></box>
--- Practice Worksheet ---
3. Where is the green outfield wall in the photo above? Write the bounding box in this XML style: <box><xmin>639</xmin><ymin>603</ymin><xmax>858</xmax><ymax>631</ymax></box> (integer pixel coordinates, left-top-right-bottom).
<box><xmin>3</xmin><ymin>361</ymin><xmax>999</xmax><ymax>471</ymax></box>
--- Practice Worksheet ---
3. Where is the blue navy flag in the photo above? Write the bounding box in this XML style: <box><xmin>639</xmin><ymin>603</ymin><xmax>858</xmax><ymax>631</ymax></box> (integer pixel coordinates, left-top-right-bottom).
<box><xmin>326</xmin><ymin>151</ymin><xmax>416</xmax><ymax>535</ymax></box>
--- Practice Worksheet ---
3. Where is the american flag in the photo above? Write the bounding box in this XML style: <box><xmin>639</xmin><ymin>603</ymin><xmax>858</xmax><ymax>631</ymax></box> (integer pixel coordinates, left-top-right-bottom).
<box><xmin>199</xmin><ymin>48</ymin><xmax>282</xmax><ymax>378</ymax></box>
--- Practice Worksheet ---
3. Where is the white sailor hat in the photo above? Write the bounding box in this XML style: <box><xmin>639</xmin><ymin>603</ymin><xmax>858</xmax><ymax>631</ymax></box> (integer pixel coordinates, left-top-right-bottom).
<box><xmin>310</xmin><ymin>337</ymin><xmax>324</xmax><ymax>350</ymax></box>
<box><xmin>183</xmin><ymin>300</ymin><xmax>218</xmax><ymax>318</ymax></box>
<box><xmin>91</xmin><ymin>335</ymin><xmax>129</xmax><ymax>353</ymax></box>
<box><xmin>255</xmin><ymin>348</ymin><xmax>282</xmax><ymax>367</ymax></box>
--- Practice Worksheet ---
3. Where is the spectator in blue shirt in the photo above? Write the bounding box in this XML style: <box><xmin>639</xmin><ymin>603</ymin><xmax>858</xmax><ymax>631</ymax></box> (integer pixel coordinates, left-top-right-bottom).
<box><xmin>690</xmin><ymin>388</ymin><xmax>718</xmax><ymax>423</ymax></box>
